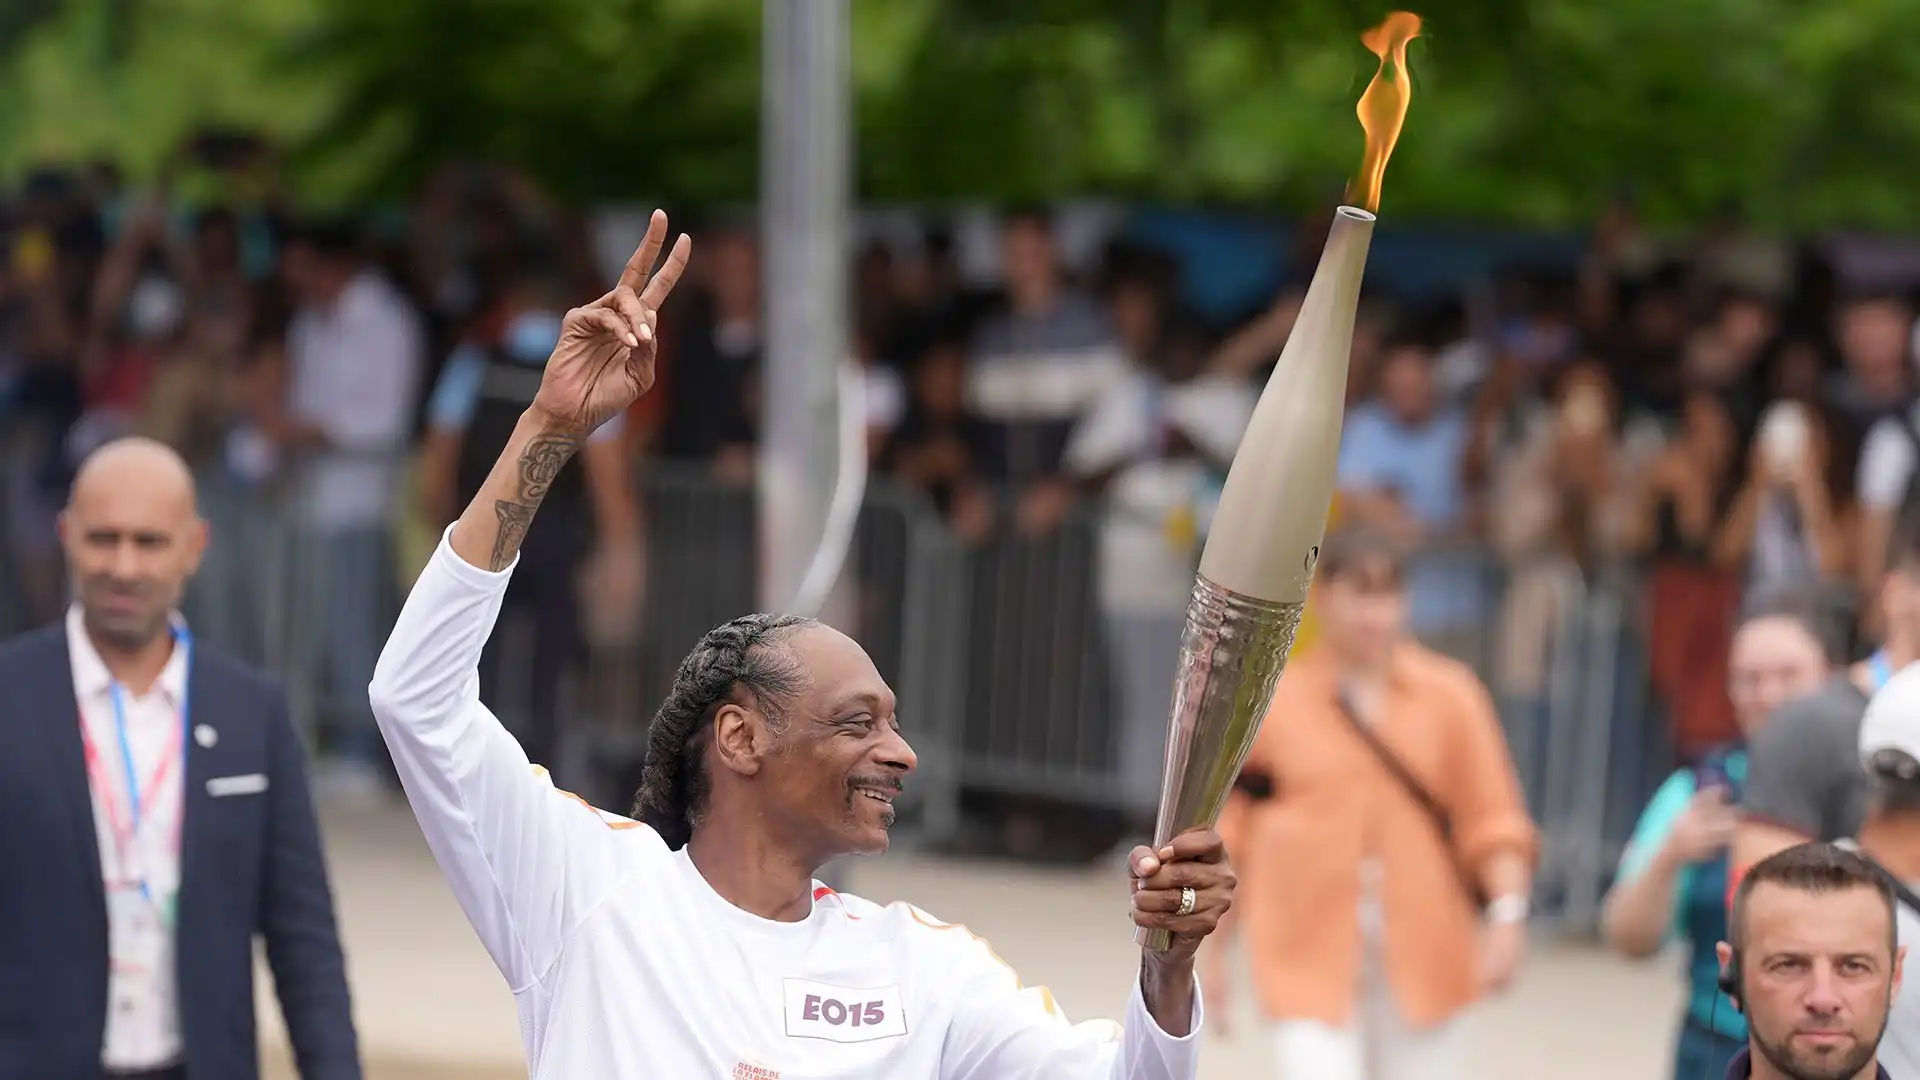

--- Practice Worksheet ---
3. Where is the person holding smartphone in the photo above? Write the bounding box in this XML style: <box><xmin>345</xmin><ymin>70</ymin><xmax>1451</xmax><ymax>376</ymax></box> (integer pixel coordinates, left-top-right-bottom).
<box><xmin>1601</xmin><ymin>589</ymin><xmax>1836</xmax><ymax>1080</ymax></box>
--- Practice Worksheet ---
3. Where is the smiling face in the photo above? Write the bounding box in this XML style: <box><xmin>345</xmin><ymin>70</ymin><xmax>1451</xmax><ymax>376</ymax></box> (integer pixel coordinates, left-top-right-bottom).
<box><xmin>1726</xmin><ymin>881</ymin><xmax>1902</xmax><ymax>1080</ymax></box>
<box><xmin>715</xmin><ymin>625</ymin><xmax>918</xmax><ymax>862</ymax></box>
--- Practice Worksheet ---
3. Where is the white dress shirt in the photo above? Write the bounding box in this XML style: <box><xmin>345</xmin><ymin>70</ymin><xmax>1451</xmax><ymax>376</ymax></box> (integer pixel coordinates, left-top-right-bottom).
<box><xmin>68</xmin><ymin>605</ymin><xmax>191</xmax><ymax>1070</ymax></box>
<box><xmin>369</xmin><ymin>530</ymin><xmax>1205</xmax><ymax>1079</ymax></box>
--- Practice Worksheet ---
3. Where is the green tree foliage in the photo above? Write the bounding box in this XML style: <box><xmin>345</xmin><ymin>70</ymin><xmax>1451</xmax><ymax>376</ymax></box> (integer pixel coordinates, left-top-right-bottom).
<box><xmin>285</xmin><ymin>0</ymin><xmax>763</xmax><ymax>204</ymax></box>
<box><xmin>3</xmin><ymin>0</ymin><xmax>1920</xmax><ymax>227</ymax></box>
<box><xmin>0</xmin><ymin>0</ymin><xmax>62</xmax><ymax>60</ymax></box>
<box><xmin>0</xmin><ymin>0</ymin><xmax>329</xmax><ymax>180</ymax></box>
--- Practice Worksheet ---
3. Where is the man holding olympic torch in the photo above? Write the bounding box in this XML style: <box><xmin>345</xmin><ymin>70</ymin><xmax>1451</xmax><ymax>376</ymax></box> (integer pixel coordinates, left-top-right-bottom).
<box><xmin>369</xmin><ymin>210</ymin><xmax>1234</xmax><ymax>1078</ymax></box>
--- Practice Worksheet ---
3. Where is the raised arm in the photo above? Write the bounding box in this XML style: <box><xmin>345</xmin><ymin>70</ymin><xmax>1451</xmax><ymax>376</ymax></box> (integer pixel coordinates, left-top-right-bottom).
<box><xmin>1603</xmin><ymin>773</ymin><xmax>1730</xmax><ymax>959</ymax></box>
<box><xmin>448</xmin><ymin>211</ymin><xmax>688</xmax><ymax>572</ymax></box>
<box><xmin>368</xmin><ymin>212</ymin><xmax>692</xmax><ymax>992</ymax></box>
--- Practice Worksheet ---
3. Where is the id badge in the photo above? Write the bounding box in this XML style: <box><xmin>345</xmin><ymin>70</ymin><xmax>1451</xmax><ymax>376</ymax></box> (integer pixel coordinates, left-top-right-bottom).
<box><xmin>106</xmin><ymin>882</ymin><xmax>166</xmax><ymax>979</ymax></box>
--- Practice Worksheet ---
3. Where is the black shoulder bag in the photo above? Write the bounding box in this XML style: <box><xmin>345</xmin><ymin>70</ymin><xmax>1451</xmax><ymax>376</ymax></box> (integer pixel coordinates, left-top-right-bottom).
<box><xmin>1334</xmin><ymin>685</ymin><xmax>1490</xmax><ymax>910</ymax></box>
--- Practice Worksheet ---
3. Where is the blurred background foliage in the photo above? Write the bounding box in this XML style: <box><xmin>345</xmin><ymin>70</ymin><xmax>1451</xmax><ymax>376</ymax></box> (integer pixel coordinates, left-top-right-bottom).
<box><xmin>4</xmin><ymin>0</ymin><xmax>1920</xmax><ymax>228</ymax></box>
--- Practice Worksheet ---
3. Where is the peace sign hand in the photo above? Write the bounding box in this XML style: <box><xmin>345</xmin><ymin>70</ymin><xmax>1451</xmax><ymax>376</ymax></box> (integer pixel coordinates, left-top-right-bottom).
<box><xmin>531</xmin><ymin>209</ymin><xmax>693</xmax><ymax>434</ymax></box>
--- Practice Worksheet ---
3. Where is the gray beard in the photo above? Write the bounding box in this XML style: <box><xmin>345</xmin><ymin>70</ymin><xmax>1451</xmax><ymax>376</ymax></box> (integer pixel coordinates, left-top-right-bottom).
<box><xmin>1752</xmin><ymin>1011</ymin><xmax>1888</xmax><ymax>1080</ymax></box>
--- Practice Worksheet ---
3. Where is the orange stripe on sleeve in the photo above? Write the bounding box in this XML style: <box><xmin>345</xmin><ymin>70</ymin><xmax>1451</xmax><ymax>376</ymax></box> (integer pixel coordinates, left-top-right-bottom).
<box><xmin>530</xmin><ymin>765</ymin><xmax>644</xmax><ymax>830</ymax></box>
<box><xmin>901</xmin><ymin>904</ymin><xmax>1062</xmax><ymax>1018</ymax></box>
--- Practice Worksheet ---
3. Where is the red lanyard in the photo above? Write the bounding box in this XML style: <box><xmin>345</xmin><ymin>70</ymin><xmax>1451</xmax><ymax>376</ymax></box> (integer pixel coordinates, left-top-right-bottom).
<box><xmin>79</xmin><ymin>699</ymin><xmax>185</xmax><ymax>893</ymax></box>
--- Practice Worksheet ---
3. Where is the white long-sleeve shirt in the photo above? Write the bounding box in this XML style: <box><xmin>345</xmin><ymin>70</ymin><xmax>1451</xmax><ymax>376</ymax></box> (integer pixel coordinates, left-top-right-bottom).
<box><xmin>369</xmin><ymin>528</ymin><xmax>1204</xmax><ymax>1079</ymax></box>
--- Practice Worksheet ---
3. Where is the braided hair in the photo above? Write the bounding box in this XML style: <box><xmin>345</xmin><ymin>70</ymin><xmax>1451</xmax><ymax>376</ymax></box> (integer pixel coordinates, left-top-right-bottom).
<box><xmin>631</xmin><ymin>613</ymin><xmax>818</xmax><ymax>849</ymax></box>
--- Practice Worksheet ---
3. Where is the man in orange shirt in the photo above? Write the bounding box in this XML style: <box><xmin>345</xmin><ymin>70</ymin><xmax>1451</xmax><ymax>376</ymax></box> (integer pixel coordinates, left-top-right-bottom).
<box><xmin>1208</xmin><ymin>527</ymin><xmax>1537</xmax><ymax>1080</ymax></box>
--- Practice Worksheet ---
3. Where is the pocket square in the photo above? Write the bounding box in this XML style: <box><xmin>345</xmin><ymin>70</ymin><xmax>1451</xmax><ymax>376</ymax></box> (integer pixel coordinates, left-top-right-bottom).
<box><xmin>206</xmin><ymin>773</ymin><xmax>269</xmax><ymax>797</ymax></box>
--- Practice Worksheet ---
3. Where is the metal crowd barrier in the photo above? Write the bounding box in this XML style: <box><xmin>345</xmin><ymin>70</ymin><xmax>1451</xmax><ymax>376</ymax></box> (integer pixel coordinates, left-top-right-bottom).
<box><xmin>1495</xmin><ymin>556</ymin><xmax>1672</xmax><ymax>933</ymax></box>
<box><xmin>957</xmin><ymin>501</ymin><xmax>1118</xmax><ymax>808</ymax></box>
<box><xmin>191</xmin><ymin>453</ymin><xmax>409</xmax><ymax>757</ymax></box>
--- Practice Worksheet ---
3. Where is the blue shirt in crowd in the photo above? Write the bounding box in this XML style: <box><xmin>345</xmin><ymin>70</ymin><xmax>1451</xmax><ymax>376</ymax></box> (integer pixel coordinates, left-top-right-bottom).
<box><xmin>1335</xmin><ymin>403</ymin><xmax>1485</xmax><ymax>634</ymax></box>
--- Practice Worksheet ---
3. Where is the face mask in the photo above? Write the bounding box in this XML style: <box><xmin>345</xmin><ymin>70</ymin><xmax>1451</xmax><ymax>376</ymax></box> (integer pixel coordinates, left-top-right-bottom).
<box><xmin>505</xmin><ymin>310</ymin><xmax>563</xmax><ymax>361</ymax></box>
<box><xmin>126</xmin><ymin>275</ymin><xmax>185</xmax><ymax>342</ymax></box>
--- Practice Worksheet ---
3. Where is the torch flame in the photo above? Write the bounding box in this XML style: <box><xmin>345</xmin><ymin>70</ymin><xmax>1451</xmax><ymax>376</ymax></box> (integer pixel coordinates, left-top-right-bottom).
<box><xmin>1351</xmin><ymin>11</ymin><xmax>1422</xmax><ymax>213</ymax></box>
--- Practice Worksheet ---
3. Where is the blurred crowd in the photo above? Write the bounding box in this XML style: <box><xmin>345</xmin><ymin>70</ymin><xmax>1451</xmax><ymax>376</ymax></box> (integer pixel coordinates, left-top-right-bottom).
<box><xmin>20</xmin><ymin>125</ymin><xmax>1920</xmax><ymax>1080</ymax></box>
<box><xmin>7</xmin><ymin>129</ymin><xmax>1920</xmax><ymax>827</ymax></box>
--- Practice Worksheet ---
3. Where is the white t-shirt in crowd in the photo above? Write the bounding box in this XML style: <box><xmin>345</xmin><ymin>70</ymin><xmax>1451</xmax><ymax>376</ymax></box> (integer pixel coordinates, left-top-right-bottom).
<box><xmin>369</xmin><ymin>528</ymin><xmax>1204</xmax><ymax>1079</ymax></box>
<box><xmin>286</xmin><ymin>270</ymin><xmax>425</xmax><ymax>530</ymax></box>
<box><xmin>1064</xmin><ymin>371</ymin><xmax>1256</xmax><ymax>615</ymax></box>
<box><xmin>863</xmin><ymin>363</ymin><xmax>907</xmax><ymax>436</ymax></box>
<box><xmin>1855</xmin><ymin>409</ymin><xmax>1920</xmax><ymax>513</ymax></box>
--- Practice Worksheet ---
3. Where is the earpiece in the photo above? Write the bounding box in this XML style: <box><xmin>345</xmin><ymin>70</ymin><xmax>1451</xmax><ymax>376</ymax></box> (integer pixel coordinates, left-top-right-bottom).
<box><xmin>1717</xmin><ymin>952</ymin><xmax>1743</xmax><ymax>1013</ymax></box>
<box><xmin>1700</xmin><ymin>952</ymin><xmax>1742</xmax><ymax>1080</ymax></box>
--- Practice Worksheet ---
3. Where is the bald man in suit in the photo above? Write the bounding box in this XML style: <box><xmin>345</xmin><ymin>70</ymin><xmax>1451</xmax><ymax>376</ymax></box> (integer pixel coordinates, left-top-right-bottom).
<box><xmin>0</xmin><ymin>437</ymin><xmax>360</xmax><ymax>1080</ymax></box>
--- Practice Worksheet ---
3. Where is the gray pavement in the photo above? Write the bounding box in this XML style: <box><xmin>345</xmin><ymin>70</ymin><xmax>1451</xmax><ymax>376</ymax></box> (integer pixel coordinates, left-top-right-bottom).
<box><xmin>256</xmin><ymin>798</ymin><xmax>1687</xmax><ymax>1079</ymax></box>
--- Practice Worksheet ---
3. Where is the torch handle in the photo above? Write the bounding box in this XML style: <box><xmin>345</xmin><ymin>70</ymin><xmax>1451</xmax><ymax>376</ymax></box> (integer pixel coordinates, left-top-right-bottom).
<box><xmin>1133</xmin><ymin>578</ymin><xmax>1305</xmax><ymax>955</ymax></box>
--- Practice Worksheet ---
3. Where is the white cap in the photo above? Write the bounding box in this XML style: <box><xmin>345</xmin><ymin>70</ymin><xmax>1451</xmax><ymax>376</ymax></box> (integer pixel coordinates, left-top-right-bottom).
<box><xmin>1860</xmin><ymin>663</ymin><xmax>1920</xmax><ymax>772</ymax></box>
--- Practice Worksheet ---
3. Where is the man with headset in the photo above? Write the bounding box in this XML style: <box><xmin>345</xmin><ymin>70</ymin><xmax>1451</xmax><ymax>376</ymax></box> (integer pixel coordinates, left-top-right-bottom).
<box><xmin>1715</xmin><ymin>843</ymin><xmax>1902</xmax><ymax>1080</ymax></box>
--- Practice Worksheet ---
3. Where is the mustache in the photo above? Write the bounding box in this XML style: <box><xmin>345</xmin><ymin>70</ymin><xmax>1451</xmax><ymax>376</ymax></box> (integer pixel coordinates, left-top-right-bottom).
<box><xmin>848</xmin><ymin>775</ymin><xmax>905</xmax><ymax>795</ymax></box>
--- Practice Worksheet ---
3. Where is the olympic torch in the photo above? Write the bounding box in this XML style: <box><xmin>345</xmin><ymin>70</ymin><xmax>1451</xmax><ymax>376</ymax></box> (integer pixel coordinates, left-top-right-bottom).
<box><xmin>1140</xmin><ymin>12</ymin><xmax>1423</xmax><ymax>951</ymax></box>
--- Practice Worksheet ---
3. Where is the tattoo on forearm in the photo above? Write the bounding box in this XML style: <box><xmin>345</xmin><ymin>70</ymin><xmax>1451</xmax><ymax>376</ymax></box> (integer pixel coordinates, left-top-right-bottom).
<box><xmin>487</xmin><ymin>433</ymin><xmax>581</xmax><ymax>569</ymax></box>
<box><xmin>518</xmin><ymin>434</ymin><xmax>575</xmax><ymax>504</ymax></box>
<box><xmin>490</xmin><ymin>501</ymin><xmax>536</xmax><ymax>570</ymax></box>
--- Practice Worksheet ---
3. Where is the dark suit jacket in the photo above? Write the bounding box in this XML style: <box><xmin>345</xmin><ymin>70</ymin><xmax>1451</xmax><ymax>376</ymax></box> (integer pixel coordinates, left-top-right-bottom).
<box><xmin>0</xmin><ymin>624</ymin><xmax>362</xmax><ymax>1080</ymax></box>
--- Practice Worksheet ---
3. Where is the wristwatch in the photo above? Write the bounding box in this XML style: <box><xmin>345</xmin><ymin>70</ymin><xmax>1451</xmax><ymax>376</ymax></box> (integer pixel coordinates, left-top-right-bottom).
<box><xmin>1484</xmin><ymin>893</ymin><xmax>1530</xmax><ymax>925</ymax></box>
